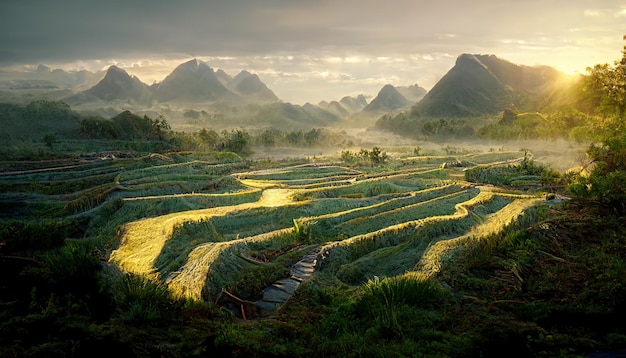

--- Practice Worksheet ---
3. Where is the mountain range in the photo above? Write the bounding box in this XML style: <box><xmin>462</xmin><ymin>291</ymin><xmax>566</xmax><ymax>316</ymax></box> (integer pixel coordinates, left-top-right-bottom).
<box><xmin>409</xmin><ymin>54</ymin><xmax>568</xmax><ymax>118</ymax></box>
<box><xmin>375</xmin><ymin>53</ymin><xmax>576</xmax><ymax>136</ymax></box>
<box><xmin>65</xmin><ymin>59</ymin><xmax>279</xmax><ymax>107</ymax></box>
<box><xmin>0</xmin><ymin>54</ymin><xmax>576</xmax><ymax>134</ymax></box>
<box><xmin>318</xmin><ymin>95</ymin><xmax>368</xmax><ymax>117</ymax></box>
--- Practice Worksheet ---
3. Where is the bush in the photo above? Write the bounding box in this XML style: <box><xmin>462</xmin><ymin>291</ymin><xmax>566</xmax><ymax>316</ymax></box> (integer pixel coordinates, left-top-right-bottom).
<box><xmin>113</xmin><ymin>274</ymin><xmax>179</xmax><ymax>324</ymax></box>
<box><xmin>0</xmin><ymin>219</ymin><xmax>81</xmax><ymax>253</ymax></box>
<box><xmin>352</xmin><ymin>274</ymin><xmax>448</xmax><ymax>338</ymax></box>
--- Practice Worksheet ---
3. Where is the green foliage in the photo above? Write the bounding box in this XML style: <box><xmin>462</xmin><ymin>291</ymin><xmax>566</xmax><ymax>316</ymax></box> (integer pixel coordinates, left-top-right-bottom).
<box><xmin>580</xmin><ymin>47</ymin><xmax>626</xmax><ymax>120</ymax></box>
<box><xmin>80</xmin><ymin>116</ymin><xmax>119</xmax><ymax>139</ymax></box>
<box><xmin>357</xmin><ymin>275</ymin><xmax>448</xmax><ymax>337</ymax></box>
<box><xmin>340</xmin><ymin>147</ymin><xmax>388</xmax><ymax>166</ymax></box>
<box><xmin>570</xmin><ymin>132</ymin><xmax>626</xmax><ymax>212</ymax></box>
<box><xmin>423</xmin><ymin>117</ymin><xmax>476</xmax><ymax>138</ymax></box>
<box><xmin>42</xmin><ymin>133</ymin><xmax>57</xmax><ymax>148</ymax></box>
<box><xmin>465</xmin><ymin>152</ymin><xmax>560</xmax><ymax>189</ymax></box>
<box><xmin>569</xmin><ymin>45</ymin><xmax>626</xmax><ymax>212</ymax></box>
<box><xmin>228</xmin><ymin>263</ymin><xmax>290</xmax><ymax>300</ymax></box>
<box><xmin>0</xmin><ymin>219</ymin><xmax>82</xmax><ymax>252</ymax></box>
<box><xmin>220</xmin><ymin>129</ymin><xmax>251</xmax><ymax>155</ymax></box>
<box><xmin>113</xmin><ymin>274</ymin><xmax>180</xmax><ymax>324</ymax></box>
<box><xmin>293</xmin><ymin>218</ymin><xmax>314</xmax><ymax>241</ymax></box>
<box><xmin>80</xmin><ymin>111</ymin><xmax>172</xmax><ymax>142</ymax></box>
<box><xmin>37</xmin><ymin>240</ymin><xmax>102</xmax><ymax>293</ymax></box>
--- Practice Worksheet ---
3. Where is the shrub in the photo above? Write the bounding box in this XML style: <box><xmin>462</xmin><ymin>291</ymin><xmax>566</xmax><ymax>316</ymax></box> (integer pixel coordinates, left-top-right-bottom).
<box><xmin>355</xmin><ymin>274</ymin><xmax>448</xmax><ymax>338</ymax></box>
<box><xmin>112</xmin><ymin>273</ymin><xmax>179</xmax><ymax>324</ymax></box>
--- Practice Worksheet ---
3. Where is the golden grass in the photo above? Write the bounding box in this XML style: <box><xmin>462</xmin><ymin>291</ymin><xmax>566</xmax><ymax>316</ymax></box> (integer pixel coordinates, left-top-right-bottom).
<box><xmin>318</xmin><ymin>190</ymin><xmax>495</xmax><ymax>255</ymax></box>
<box><xmin>167</xmin><ymin>228</ymin><xmax>294</xmax><ymax>300</ymax></box>
<box><xmin>414</xmin><ymin>196</ymin><xmax>542</xmax><ymax>277</ymax></box>
<box><xmin>108</xmin><ymin>158</ymin><xmax>544</xmax><ymax>302</ymax></box>
<box><xmin>108</xmin><ymin>184</ymin><xmax>300</xmax><ymax>296</ymax></box>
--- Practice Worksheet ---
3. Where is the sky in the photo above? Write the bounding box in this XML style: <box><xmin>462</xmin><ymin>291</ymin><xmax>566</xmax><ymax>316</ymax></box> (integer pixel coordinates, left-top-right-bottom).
<box><xmin>0</xmin><ymin>0</ymin><xmax>624</xmax><ymax>104</ymax></box>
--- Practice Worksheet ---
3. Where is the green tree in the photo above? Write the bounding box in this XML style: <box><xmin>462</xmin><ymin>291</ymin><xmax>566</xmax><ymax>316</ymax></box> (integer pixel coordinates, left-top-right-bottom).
<box><xmin>197</xmin><ymin>128</ymin><xmax>220</xmax><ymax>150</ymax></box>
<box><xmin>150</xmin><ymin>115</ymin><xmax>171</xmax><ymax>141</ymax></box>
<box><xmin>579</xmin><ymin>42</ymin><xmax>626</xmax><ymax>136</ymax></box>
<box><xmin>369</xmin><ymin>146</ymin><xmax>388</xmax><ymax>165</ymax></box>
<box><xmin>222</xmin><ymin>129</ymin><xmax>251</xmax><ymax>155</ymax></box>
<box><xmin>570</xmin><ymin>39</ymin><xmax>626</xmax><ymax>212</ymax></box>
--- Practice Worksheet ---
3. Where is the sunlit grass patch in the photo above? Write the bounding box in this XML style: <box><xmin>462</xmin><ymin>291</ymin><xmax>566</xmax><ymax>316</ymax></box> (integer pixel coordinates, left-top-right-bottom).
<box><xmin>317</xmin><ymin>190</ymin><xmax>539</xmax><ymax>283</ymax></box>
<box><xmin>415</xmin><ymin>196</ymin><xmax>542</xmax><ymax>277</ymax></box>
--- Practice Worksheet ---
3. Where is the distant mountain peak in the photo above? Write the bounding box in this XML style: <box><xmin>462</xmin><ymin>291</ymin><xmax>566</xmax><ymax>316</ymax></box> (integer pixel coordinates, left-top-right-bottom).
<box><xmin>363</xmin><ymin>84</ymin><xmax>412</xmax><ymax>112</ymax></box>
<box><xmin>234</xmin><ymin>70</ymin><xmax>252</xmax><ymax>79</ymax></box>
<box><xmin>105</xmin><ymin>65</ymin><xmax>129</xmax><ymax>77</ymax></box>
<box><xmin>183</xmin><ymin>58</ymin><xmax>200</xmax><ymax>67</ymax></box>
<box><xmin>151</xmin><ymin>59</ymin><xmax>233</xmax><ymax>103</ymax></box>
<box><xmin>401</xmin><ymin>53</ymin><xmax>564</xmax><ymax>119</ymax></box>
<box><xmin>396</xmin><ymin>84</ymin><xmax>427</xmax><ymax>103</ymax></box>
<box><xmin>229</xmin><ymin>70</ymin><xmax>278</xmax><ymax>103</ymax></box>
<box><xmin>65</xmin><ymin>64</ymin><xmax>151</xmax><ymax>105</ymax></box>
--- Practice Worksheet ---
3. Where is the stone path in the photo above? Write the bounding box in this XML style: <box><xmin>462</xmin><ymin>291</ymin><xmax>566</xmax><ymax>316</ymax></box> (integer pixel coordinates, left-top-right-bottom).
<box><xmin>256</xmin><ymin>247</ymin><xmax>320</xmax><ymax>313</ymax></box>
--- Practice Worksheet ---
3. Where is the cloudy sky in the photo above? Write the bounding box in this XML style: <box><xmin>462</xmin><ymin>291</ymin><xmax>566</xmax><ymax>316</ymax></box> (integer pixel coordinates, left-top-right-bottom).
<box><xmin>1</xmin><ymin>0</ymin><xmax>624</xmax><ymax>103</ymax></box>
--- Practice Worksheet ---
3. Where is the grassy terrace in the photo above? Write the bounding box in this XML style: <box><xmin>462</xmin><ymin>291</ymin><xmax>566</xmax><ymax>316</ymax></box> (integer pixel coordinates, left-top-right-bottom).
<box><xmin>9</xmin><ymin>148</ymin><xmax>603</xmax><ymax>357</ymax></box>
<box><xmin>99</xmin><ymin>150</ymin><xmax>547</xmax><ymax>307</ymax></box>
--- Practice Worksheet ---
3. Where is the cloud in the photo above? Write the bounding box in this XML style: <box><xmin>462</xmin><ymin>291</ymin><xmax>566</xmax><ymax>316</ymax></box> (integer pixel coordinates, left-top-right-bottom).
<box><xmin>1</xmin><ymin>0</ymin><xmax>625</xmax><ymax>103</ymax></box>
<box><xmin>584</xmin><ymin>9</ymin><xmax>603</xmax><ymax>17</ymax></box>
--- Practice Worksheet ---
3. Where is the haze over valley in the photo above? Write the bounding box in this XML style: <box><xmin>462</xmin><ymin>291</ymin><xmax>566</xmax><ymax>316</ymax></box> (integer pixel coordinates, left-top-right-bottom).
<box><xmin>2</xmin><ymin>1</ymin><xmax>626</xmax><ymax>356</ymax></box>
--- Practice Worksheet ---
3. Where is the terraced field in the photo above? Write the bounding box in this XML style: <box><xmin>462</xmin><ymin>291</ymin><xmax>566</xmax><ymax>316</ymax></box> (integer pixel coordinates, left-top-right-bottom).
<box><xmin>0</xmin><ymin>150</ymin><xmax>545</xmax><ymax>318</ymax></box>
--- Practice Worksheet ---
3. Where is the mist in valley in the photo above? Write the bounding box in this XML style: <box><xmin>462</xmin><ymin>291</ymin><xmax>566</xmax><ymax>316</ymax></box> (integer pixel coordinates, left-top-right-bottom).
<box><xmin>2</xmin><ymin>1</ymin><xmax>626</xmax><ymax>355</ymax></box>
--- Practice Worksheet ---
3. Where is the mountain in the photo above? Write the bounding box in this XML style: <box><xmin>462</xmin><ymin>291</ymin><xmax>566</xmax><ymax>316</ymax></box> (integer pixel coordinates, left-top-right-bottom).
<box><xmin>396</xmin><ymin>84</ymin><xmax>427</xmax><ymax>103</ymax></box>
<box><xmin>339</xmin><ymin>95</ymin><xmax>368</xmax><ymax>113</ymax></box>
<box><xmin>363</xmin><ymin>84</ymin><xmax>413</xmax><ymax>112</ymax></box>
<box><xmin>375</xmin><ymin>53</ymin><xmax>575</xmax><ymax>138</ymax></box>
<box><xmin>228</xmin><ymin>70</ymin><xmax>279</xmax><ymax>103</ymax></box>
<box><xmin>410</xmin><ymin>54</ymin><xmax>567</xmax><ymax>118</ymax></box>
<box><xmin>318</xmin><ymin>95</ymin><xmax>368</xmax><ymax>118</ymax></box>
<box><xmin>65</xmin><ymin>66</ymin><xmax>151</xmax><ymax>105</ymax></box>
<box><xmin>318</xmin><ymin>100</ymin><xmax>350</xmax><ymax>117</ymax></box>
<box><xmin>151</xmin><ymin>59</ymin><xmax>239</xmax><ymax>104</ymax></box>
<box><xmin>215</xmin><ymin>69</ymin><xmax>233</xmax><ymax>87</ymax></box>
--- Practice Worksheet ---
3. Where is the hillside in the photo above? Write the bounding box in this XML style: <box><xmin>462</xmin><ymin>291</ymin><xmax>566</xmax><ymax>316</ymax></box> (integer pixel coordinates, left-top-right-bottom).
<box><xmin>251</xmin><ymin>102</ymin><xmax>340</xmax><ymax>129</ymax></box>
<box><xmin>363</xmin><ymin>84</ymin><xmax>413</xmax><ymax>112</ymax></box>
<box><xmin>2</xmin><ymin>143</ymin><xmax>624</xmax><ymax>356</ymax></box>
<box><xmin>65</xmin><ymin>66</ymin><xmax>152</xmax><ymax>105</ymax></box>
<box><xmin>396</xmin><ymin>84</ymin><xmax>427</xmax><ymax>103</ymax></box>
<box><xmin>413</xmin><ymin>54</ymin><xmax>517</xmax><ymax>117</ymax></box>
<box><xmin>229</xmin><ymin>70</ymin><xmax>279</xmax><ymax>103</ymax></box>
<box><xmin>0</xmin><ymin>100</ymin><xmax>82</xmax><ymax>141</ymax></box>
<box><xmin>375</xmin><ymin>54</ymin><xmax>578</xmax><ymax>138</ymax></box>
<box><xmin>151</xmin><ymin>59</ymin><xmax>239</xmax><ymax>104</ymax></box>
<box><xmin>318</xmin><ymin>94</ymin><xmax>369</xmax><ymax>118</ymax></box>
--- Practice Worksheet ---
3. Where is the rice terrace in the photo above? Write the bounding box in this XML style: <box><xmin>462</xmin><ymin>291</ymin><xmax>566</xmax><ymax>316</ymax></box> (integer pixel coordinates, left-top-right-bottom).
<box><xmin>1</xmin><ymin>4</ymin><xmax>626</xmax><ymax>354</ymax></box>
<box><xmin>4</xmin><ymin>142</ymin><xmax>602</xmax><ymax>356</ymax></box>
